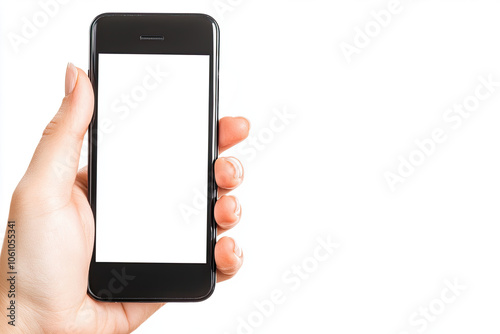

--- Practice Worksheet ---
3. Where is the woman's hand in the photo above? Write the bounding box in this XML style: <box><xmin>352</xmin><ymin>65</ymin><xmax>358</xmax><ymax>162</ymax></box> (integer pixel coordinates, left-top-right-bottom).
<box><xmin>0</xmin><ymin>63</ymin><xmax>249</xmax><ymax>333</ymax></box>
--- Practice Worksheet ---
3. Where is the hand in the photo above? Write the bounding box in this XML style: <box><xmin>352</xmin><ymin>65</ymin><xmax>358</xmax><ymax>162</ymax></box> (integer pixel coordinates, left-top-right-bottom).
<box><xmin>0</xmin><ymin>63</ymin><xmax>249</xmax><ymax>333</ymax></box>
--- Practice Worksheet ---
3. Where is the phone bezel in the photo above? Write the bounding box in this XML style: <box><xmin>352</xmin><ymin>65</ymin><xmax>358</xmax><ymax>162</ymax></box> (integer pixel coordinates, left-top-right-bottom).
<box><xmin>87</xmin><ymin>13</ymin><xmax>219</xmax><ymax>302</ymax></box>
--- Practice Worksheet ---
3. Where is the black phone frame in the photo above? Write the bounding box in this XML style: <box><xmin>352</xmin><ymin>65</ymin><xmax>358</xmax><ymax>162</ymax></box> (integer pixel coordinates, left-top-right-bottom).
<box><xmin>87</xmin><ymin>13</ymin><xmax>219</xmax><ymax>302</ymax></box>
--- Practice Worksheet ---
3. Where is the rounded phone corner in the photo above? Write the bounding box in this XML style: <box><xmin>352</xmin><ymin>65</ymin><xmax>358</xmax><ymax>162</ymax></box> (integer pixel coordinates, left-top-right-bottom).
<box><xmin>90</xmin><ymin>12</ymin><xmax>110</xmax><ymax>33</ymax></box>
<box><xmin>87</xmin><ymin>285</ymin><xmax>103</xmax><ymax>302</ymax></box>
<box><xmin>87</xmin><ymin>283</ymin><xmax>115</xmax><ymax>303</ymax></box>
<box><xmin>192</xmin><ymin>280</ymin><xmax>216</xmax><ymax>303</ymax></box>
<box><xmin>197</xmin><ymin>13</ymin><xmax>220</xmax><ymax>34</ymax></box>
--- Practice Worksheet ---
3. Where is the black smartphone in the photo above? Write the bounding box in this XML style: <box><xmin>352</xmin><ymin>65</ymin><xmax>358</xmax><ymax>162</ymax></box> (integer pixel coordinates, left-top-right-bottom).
<box><xmin>87</xmin><ymin>13</ymin><xmax>219</xmax><ymax>302</ymax></box>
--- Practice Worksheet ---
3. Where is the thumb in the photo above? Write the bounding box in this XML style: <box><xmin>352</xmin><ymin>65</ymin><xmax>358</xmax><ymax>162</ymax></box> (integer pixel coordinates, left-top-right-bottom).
<box><xmin>22</xmin><ymin>63</ymin><xmax>94</xmax><ymax>199</ymax></box>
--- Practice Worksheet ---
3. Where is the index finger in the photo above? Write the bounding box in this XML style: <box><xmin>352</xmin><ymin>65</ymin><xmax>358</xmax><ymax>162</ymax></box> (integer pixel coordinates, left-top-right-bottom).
<box><xmin>219</xmin><ymin>117</ymin><xmax>250</xmax><ymax>153</ymax></box>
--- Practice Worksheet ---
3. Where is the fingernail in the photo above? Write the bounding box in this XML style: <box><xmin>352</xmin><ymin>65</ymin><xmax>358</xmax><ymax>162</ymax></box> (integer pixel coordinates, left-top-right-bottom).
<box><xmin>65</xmin><ymin>62</ymin><xmax>78</xmax><ymax>96</ymax></box>
<box><xmin>243</xmin><ymin>117</ymin><xmax>251</xmax><ymax>131</ymax></box>
<box><xmin>233</xmin><ymin>241</ymin><xmax>243</xmax><ymax>258</ymax></box>
<box><xmin>225</xmin><ymin>157</ymin><xmax>243</xmax><ymax>180</ymax></box>
<box><xmin>233</xmin><ymin>196</ymin><xmax>241</xmax><ymax>217</ymax></box>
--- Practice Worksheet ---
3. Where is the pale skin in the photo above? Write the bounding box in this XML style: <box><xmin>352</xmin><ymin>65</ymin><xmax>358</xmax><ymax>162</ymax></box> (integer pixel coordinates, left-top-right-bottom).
<box><xmin>0</xmin><ymin>63</ymin><xmax>249</xmax><ymax>333</ymax></box>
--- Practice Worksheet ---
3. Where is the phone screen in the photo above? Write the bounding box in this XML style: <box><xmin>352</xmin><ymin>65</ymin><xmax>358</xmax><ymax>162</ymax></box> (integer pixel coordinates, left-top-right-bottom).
<box><xmin>95</xmin><ymin>53</ymin><xmax>210</xmax><ymax>264</ymax></box>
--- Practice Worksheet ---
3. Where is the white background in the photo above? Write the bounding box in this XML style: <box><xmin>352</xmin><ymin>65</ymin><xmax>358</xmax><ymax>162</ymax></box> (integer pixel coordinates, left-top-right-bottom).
<box><xmin>1</xmin><ymin>1</ymin><xmax>500</xmax><ymax>333</ymax></box>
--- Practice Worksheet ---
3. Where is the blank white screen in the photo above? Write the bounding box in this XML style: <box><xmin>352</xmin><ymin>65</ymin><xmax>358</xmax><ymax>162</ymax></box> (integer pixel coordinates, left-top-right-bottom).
<box><xmin>96</xmin><ymin>53</ymin><xmax>209</xmax><ymax>263</ymax></box>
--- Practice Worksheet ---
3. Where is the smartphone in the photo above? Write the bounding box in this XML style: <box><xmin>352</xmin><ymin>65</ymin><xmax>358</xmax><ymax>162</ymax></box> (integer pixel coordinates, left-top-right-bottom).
<box><xmin>87</xmin><ymin>13</ymin><xmax>219</xmax><ymax>302</ymax></box>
